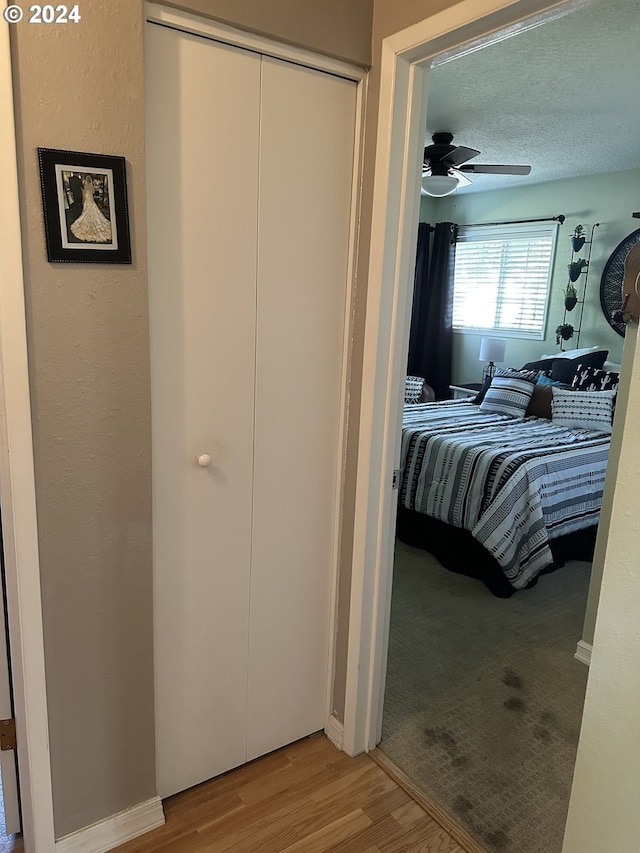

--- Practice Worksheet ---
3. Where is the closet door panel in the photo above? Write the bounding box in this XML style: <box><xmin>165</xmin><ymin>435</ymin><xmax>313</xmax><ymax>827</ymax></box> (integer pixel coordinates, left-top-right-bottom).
<box><xmin>146</xmin><ymin>24</ymin><xmax>260</xmax><ymax>797</ymax></box>
<box><xmin>248</xmin><ymin>57</ymin><xmax>357</xmax><ymax>759</ymax></box>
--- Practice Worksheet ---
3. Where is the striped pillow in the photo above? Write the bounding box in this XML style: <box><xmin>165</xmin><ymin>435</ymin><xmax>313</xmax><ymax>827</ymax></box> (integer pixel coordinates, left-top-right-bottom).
<box><xmin>551</xmin><ymin>388</ymin><xmax>616</xmax><ymax>433</ymax></box>
<box><xmin>479</xmin><ymin>368</ymin><xmax>539</xmax><ymax>417</ymax></box>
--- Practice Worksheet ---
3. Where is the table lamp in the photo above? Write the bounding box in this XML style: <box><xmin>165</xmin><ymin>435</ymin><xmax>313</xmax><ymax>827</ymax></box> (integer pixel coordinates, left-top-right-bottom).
<box><xmin>479</xmin><ymin>337</ymin><xmax>506</xmax><ymax>381</ymax></box>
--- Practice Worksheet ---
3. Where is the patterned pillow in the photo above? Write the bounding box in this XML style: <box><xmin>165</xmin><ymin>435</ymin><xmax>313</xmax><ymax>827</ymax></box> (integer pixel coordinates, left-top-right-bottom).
<box><xmin>405</xmin><ymin>375</ymin><xmax>425</xmax><ymax>403</ymax></box>
<box><xmin>479</xmin><ymin>368</ymin><xmax>539</xmax><ymax>417</ymax></box>
<box><xmin>551</xmin><ymin>388</ymin><xmax>616</xmax><ymax>433</ymax></box>
<box><xmin>571</xmin><ymin>364</ymin><xmax>620</xmax><ymax>393</ymax></box>
<box><xmin>495</xmin><ymin>367</ymin><xmax>540</xmax><ymax>382</ymax></box>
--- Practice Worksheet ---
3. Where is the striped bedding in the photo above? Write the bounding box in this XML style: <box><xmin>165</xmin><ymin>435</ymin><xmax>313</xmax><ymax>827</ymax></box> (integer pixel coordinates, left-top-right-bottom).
<box><xmin>400</xmin><ymin>399</ymin><xmax>610</xmax><ymax>589</ymax></box>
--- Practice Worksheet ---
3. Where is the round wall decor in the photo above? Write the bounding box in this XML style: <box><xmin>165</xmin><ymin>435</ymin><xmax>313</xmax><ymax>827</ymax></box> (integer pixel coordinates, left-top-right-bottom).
<box><xmin>600</xmin><ymin>227</ymin><xmax>640</xmax><ymax>337</ymax></box>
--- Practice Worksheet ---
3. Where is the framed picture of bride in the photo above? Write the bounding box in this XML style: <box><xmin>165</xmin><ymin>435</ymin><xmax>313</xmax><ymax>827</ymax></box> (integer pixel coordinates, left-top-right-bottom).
<box><xmin>38</xmin><ymin>148</ymin><xmax>132</xmax><ymax>264</ymax></box>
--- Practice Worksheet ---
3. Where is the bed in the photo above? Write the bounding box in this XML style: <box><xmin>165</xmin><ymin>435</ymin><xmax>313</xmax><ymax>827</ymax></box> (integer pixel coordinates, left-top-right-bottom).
<box><xmin>397</xmin><ymin>396</ymin><xmax>611</xmax><ymax>597</ymax></box>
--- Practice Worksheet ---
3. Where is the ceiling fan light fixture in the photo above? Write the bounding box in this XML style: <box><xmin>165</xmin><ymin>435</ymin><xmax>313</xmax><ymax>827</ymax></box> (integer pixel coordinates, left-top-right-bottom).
<box><xmin>422</xmin><ymin>172</ymin><xmax>459</xmax><ymax>197</ymax></box>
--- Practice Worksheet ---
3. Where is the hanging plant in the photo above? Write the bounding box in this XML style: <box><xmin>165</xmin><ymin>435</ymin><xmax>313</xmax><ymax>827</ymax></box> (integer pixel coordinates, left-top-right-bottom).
<box><xmin>556</xmin><ymin>323</ymin><xmax>574</xmax><ymax>345</ymax></box>
<box><xmin>571</xmin><ymin>225</ymin><xmax>586</xmax><ymax>252</ymax></box>
<box><xmin>568</xmin><ymin>258</ymin><xmax>588</xmax><ymax>282</ymax></box>
<box><xmin>564</xmin><ymin>281</ymin><xmax>578</xmax><ymax>311</ymax></box>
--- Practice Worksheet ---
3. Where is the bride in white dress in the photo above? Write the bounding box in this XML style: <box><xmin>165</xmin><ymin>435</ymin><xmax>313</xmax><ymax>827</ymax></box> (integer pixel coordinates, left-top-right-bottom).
<box><xmin>70</xmin><ymin>175</ymin><xmax>112</xmax><ymax>243</ymax></box>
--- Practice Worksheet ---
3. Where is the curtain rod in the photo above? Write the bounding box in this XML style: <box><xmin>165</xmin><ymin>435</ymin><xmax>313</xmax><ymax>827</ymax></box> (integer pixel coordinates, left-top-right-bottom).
<box><xmin>460</xmin><ymin>214</ymin><xmax>566</xmax><ymax>227</ymax></box>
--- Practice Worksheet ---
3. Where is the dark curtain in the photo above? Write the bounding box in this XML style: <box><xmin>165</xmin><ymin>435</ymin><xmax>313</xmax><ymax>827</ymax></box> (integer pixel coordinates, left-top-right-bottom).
<box><xmin>407</xmin><ymin>221</ymin><xmax>457</xmax><ymax>399</ymax></box>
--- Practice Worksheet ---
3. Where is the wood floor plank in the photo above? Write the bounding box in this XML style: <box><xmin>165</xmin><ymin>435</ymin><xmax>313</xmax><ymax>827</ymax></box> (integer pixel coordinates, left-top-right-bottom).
<box><xmin>200</xmin><ymin>764</ymin><xmax>384</xmax><ymax>853</ymax></box>
<box><xmin>112</xmin><ymin>735</ymin><xmax>469</xmax><ymax>853</ymax></box>
<box><xmin>164</xmin><ymin>789</ymin><xmax>245</xmax><ymax>830</ymax></box>
<box><xmin>280</xmin><ymin>808</ymin><xmax>373</xmax><ymax>853</ymax></box>
<box><xmin>112</xmin><ymin>819</ymin><xmax>201</xmax><ymax>853</ymax></box>
<box><xmin>200</xmin><ymin>796</ymin><xmax>310</xmax><ymax>853</ymax></box>
<box><xmin>288</xmin><ymin>766</ymin><xmax>402</xmax><ymax>842</ymax></box>
<box><xmin>323</xmin><ymin>813</ymin><xmax>429</xmax><ymax>853</ymax></box>
<box><xmin>361</xmin><ymin>784</ymin><xmax>412</xmax><ymax>823</ymax></box>
<box><xmin>196</xmin><ymin>758</ymin><xmax>371</xmax><ymax>846</ymax></box>
<box><xmin>404</xmin><ymin>829</ymin><xmax>465</xmax><ymax>853</ymax></box>
<box><xmin>392</xmin><ymin>800</ymin><xmax>431</xmax><ymax>828</ymax></box>
<box><xmin>309</xmin><ymin>761</ymin><xmax>380</xmax><ymax>803</ymax></box>
<box><xmin>235</xmin><ymin>749</ymin><xmax>350</xmax><ymax>805</ymax></box>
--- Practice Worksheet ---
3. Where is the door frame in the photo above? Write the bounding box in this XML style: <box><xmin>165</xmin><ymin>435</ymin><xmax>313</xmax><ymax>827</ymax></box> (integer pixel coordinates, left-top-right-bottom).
<box><xmin>144</xmin><ymin>2</ymin><xmax>368</xmax><ymax>745</ymax></box>
<box><xmin>342</xmin><ymin>0</ymin><xmax>585</xmax><ymax>756</ymax></box>
<box><xmin>0</xmin><ymin>19</ymin><xmax>56</xmax><ymax>852</ymax></box>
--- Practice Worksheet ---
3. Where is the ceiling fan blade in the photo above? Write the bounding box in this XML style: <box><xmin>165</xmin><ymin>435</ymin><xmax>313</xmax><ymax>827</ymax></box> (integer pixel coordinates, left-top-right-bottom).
<box><xmin>458</xmin><ymin>164</ymin><xmax>532</xmax><ymax>175</ymax></box>
<box><xmin>441</xmin><ymin>145</ymin><xmax>481</xmax><ymax>167</ymax></box>
<box><xmin>450</xmin><ymin>167</ymin><xmax>472</xmax><ymax>187</ymax></box>
<box><xmin>423</xmin><ymin>143</ymin><xmax>456</xmax><ymax>164</ymax></box>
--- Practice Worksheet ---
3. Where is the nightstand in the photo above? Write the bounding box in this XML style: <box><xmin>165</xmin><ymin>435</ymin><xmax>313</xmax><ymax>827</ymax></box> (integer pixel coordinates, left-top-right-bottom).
<box><xmin>449</xmin><ymin>383</ymin><xmax>482</xmax><ymax>400</ymax></box>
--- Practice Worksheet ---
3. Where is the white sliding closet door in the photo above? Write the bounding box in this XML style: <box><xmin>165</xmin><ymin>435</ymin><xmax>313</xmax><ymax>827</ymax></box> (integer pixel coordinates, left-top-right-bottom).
<box><xmin>146</xmin><ymin>24</ymin><xmax>260</xmax><ymax>798</ymax></box>
<box><xmin>248</xmin><ymin>57</ymin><xmax>356</xmax><ymax>760</ymax></box>
<box><xmin>147</xmin><ymin>18</ymin><xmax>357</xmax><ymax>799</ymax></box>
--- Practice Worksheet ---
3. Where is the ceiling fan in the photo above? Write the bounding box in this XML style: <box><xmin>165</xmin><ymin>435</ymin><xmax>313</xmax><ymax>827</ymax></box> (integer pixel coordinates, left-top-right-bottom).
<box><xmin>422</xmin><ymin>132</ymin><xmax>531</xmax><ymax>197</ymax></box>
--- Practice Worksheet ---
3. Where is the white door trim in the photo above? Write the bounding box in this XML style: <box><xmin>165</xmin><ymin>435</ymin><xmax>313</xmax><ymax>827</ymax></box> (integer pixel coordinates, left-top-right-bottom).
<box><xmin>144</xmin><ymin>2</ymin><xmax>367</xmax><ymax>752</ymax></box>
<box><xmin>343</xmin><ymin>0</ymin><xmax>576</xmax><ymax>756</ymax></box>
<box><xmin>323</xmin><ymin>48</ymin><xmax>367</xmax><ymax>736</ymax></box>
<box><xmin>0</xmin><ymin>19</ymin><xmax>56</xmax><ymax>853</ymax></box>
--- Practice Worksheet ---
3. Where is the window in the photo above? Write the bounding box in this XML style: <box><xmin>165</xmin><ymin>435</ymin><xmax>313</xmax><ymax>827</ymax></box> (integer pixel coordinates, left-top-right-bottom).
<box><xmin>452</xmin><ymin>222</ymin><xmax>558</xmax><ymax>338</ymax></box>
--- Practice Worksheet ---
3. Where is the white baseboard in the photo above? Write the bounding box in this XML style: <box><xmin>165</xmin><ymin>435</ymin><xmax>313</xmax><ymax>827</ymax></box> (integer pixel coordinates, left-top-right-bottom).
<box><xmin>56</xmin><ymin>796</ymin><xmax>165</xmax><ymax>853</ymax></box>
<box><xmin>325</xmin><ymin>713</ymin><xmax>344</xmax><ymax>750</ymax></box>
<box><xmin>574</xmin><ymin>640</ymin><xmax>592</xmax><ymax>667</ymax></box>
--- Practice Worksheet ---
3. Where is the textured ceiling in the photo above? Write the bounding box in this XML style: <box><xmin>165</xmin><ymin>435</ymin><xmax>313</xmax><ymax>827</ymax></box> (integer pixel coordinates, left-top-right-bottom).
<box><xmin>425</xmin><ymin>0</ymin><xmax>640</xmax><ymax>194</ymax></box>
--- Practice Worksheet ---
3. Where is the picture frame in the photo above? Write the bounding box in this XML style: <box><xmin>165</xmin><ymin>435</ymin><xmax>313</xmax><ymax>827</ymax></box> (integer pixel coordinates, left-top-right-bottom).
<box><xmin>37</xmin><ymin>148</ymin><xmax>132</xmax><ymax>264</ymax></box>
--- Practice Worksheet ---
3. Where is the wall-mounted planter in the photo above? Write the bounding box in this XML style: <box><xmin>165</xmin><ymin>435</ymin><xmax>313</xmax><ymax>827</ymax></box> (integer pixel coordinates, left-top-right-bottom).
<box><xmin>556</xmin><ymin>323</ymin><xmax>574</xmax><ymax>344</ymax></box>
<box><xmin>571</xmin><ymin>226</ymin><xmax>586</xmax><ymax>253</ymax></box>
<box><xmin>568</xmin><ymin>260</ymin><xmax>588</xmax><ymax>282</ymax></box>
<box><xmin>565</xmin><ymin>295</ymin><xmax>578</xmax><ymax>311</ymax></box>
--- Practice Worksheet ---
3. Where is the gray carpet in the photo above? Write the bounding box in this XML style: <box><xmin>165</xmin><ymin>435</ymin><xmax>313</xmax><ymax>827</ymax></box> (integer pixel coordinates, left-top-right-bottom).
<box><xmin>380</xmin><ymin>539</ymin><xmax>590</xmax><ymax>853</ymax></box>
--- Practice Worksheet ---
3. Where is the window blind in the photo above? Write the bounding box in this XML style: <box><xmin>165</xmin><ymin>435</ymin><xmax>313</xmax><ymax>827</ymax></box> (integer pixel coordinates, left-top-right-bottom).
<box><xmin>452</xmin><ymin>222</ymin><xmax>558</xmax><ymax>338</ymax></box>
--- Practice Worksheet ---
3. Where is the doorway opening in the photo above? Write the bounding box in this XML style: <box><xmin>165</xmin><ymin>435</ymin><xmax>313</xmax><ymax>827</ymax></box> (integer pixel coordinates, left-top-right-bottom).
<box><xmin>343</xmin><ymin>0</ymin><xmax>639</xmax><ymax>850</ymax></box>
<box><xmin>375</xmin><ymin>0</ymin><xmax>636</xmax><ymax>847</ymax></box>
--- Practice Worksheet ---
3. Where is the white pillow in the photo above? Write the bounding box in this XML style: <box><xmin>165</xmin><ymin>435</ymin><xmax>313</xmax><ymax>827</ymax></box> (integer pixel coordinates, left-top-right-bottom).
<box><xmin>551</xmin><ymin>388</ymin><xmax>616</xmax><ymax>433</ymax></box>
<box><xmin>603</xmin><ymin>360</ymin><xmax>622</xmax><ymax>373</ymax></box>
<box><xmin>540</xmin><ymin>345</ymin><xmax>604</xmax><ymax>361</ymax></box>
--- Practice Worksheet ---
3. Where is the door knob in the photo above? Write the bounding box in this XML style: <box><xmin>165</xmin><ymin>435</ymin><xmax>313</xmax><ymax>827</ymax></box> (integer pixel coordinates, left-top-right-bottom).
<box><xmin>197</xmin><ymin>453</ymin><xmax>212</xmax><ymax>468</ymax></box>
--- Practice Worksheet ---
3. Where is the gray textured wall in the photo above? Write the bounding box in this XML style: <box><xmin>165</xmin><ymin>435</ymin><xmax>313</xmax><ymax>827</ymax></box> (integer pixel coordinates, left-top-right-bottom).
<box><xmin>163</xmin><ymin>0</ymin><xmax>372</xmax><ymax>65</ymax></box>
<box><xmin>11</xmin><ymin>2</ymin><xmax>154</xmax><ymax>837</ymax></box>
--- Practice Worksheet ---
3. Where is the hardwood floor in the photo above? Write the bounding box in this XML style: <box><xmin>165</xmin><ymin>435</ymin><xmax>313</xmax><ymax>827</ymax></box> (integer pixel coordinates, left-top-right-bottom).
<box><xmin>114</xmin><ymin>734</ymin><xmax>467</xmax><ymax>853</ymax></box>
